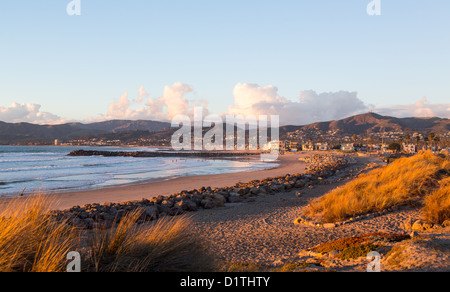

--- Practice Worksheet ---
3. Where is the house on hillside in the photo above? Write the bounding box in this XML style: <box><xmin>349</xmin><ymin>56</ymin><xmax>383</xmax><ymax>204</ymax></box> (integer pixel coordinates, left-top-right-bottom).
<box><xmin>289</xmin><ymin>141</ymin><xmax>300</xmax><ymax>152</ymax></box>
<box><xmin>315</xmin><ymin>143</ymin><xmax>329</xmax><ymax>151</ymax></box>
<box><xmin>302</xmin><ymin>144</ymin><xmax>315</xmax><ymax>151</ymax></box>
<box><xmin>402</xmin><ymin>144</ymin><xmax>417</xmax><ymax>154</ymax></box>
<box><xmin>268</xmin><ymin>140</ymin><xmax>288</xmax><ymax>152</ymax></box>
<box><xmin>367</xmin><ymin>144</ymin><xmax>381</xmax><ymax>153</ymax></box>
<box><xmin>341</xmin><ymin>143</ymin><xmax>355</xmax><ymax>152</ymax></box>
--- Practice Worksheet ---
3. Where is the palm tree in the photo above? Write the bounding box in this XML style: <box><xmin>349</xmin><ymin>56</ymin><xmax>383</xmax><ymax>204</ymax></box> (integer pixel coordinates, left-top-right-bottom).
<box><xmin>429</xmin><ymin>132</ymin><xmax>436</xmax><ymax>150</ymax></box>
<box><xmin>405</xmin><ymin>133</ymin><xmax>411</xmax><ymax>144</ymax></box>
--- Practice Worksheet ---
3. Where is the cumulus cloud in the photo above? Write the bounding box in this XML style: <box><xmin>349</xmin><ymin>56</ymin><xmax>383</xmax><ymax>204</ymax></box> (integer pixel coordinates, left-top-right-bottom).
<box><xmin>228</xmin><ymin>83</ymin><xmax>369</xmax><ymax>125</ymax></box>
<box><xmin>375</xmin><ymin>97</ymin><xmax>450</xmax><ymax>119</ymax></box>
<box><xmin>136</xmin><ymin>85</ymin><xmax>149</xmax><ymax>103</ymax></box>
<box><xmin>105</xmin><ymin>82</ymin><xmax>208</xmax><ymax>121</ymax></box>
<box><xmin>4</xmin><ymin>83</ymin><xmax>449</xmax><ymax>126</ymax></box>
<box><xmin>0</xmin><ymin>102</ymin><xmax>64</xmax><ymax>124</ymax></box>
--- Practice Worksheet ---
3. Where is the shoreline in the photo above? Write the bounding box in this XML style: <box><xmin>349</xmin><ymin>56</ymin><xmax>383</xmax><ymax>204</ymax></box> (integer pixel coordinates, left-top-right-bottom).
<box><xmin>44</xmin><ymin>152</ymin><xmax>309</xmax><ymax>210</ymax></box>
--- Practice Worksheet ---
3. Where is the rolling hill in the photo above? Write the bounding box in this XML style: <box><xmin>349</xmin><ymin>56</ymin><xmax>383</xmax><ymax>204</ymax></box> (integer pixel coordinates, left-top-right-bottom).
<box><xmin>280</xmin><ymin>113</ymin><xmax>450</xmax><ymax>135</ymax></box>
<box><xmin>0</xmin><ymin>113</ymin><xmax>449</xmax><ymax>145</ymax></box>
<box><xmin>0</xmin><ymin>120</ymin><xmax>171</xmax><ymax>145</ymax></box>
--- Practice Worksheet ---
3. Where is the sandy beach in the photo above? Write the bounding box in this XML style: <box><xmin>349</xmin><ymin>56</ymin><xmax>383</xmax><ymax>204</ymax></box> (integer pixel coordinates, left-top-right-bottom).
<box><xmin>47</xmin><ymin>152</ymin><xmax>309</xmax><ymax>210</ymax></box>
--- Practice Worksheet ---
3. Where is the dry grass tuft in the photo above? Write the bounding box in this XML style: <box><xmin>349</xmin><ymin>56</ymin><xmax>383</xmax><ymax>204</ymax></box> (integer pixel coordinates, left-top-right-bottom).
<box><xmin>304</xmin><ymin>151</ymin><xmax>450</xmax><ymax>223</ymax></box>
<box><xmin>86</xmin><ymin>210</ymin><xmax>216</xmax><ymax>272</ymax></box>
<box><xmin>0</xmin><ymin>195</ymin><xmax>78</xmax><ymax>272</ymax></box>
<box><xmin>0</xmin><ymin>196</ymin><xmax>216</xmax><ymax>272</ymax></box>
<box><xmin>423</xmin><ymin>177</ymin><xmax>450</xmax><ymax>225</ymax></box>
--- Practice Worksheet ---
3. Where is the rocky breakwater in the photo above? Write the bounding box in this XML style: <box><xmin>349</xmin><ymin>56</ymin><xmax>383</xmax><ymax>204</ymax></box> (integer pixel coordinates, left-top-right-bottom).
<box><xmin>49</xmin><ymin>153</ymin><xmax>350</xmax><ymax>229</ymax></box>
<box><xmin>68</xmin><ymin>149</ymin><xmax>259</xmax><ymax>158</ymax></box>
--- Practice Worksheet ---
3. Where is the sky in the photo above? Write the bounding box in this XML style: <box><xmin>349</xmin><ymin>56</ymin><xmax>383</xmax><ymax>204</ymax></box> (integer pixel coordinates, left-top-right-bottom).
<box><xmin>0</xmin><ymin>0</ymin><xmax>449</xmax><ymax>125</ymax></box>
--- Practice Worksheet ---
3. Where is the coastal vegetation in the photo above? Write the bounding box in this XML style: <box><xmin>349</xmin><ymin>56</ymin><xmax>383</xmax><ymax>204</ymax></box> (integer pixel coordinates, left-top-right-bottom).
<box><xmin>303</xmin><ymin>151</ymin><xmax>450</xmax><ymax>224</ymax></box>
<box><xmin>0</xmin><ymin>196</ymin><xmax>214</xmax><ymax>272</ymax></box>
<box><xmin>1</xmin><ymin>151</ymin><xmax>449</xmax><ymax>272</ymax></box>
<box><xmin>0</xmin><ymin>196</ymin><xmax>78</xmax><ymax>272</ymax></box>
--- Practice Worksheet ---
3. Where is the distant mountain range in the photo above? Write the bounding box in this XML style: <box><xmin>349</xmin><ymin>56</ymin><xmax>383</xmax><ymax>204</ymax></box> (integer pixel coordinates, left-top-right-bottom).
<box><xmin>0</xmin><ymin>120</ymin><xmax>171</xmax><ymax>144</ymax></box>
<box><xmin>279</xmin><ymin>113</ymin><xmax>450</xmax><ymax>136</ymax></box>
<box><xmin>0</xmin><ymin>113</ymin><xmax>449</xmax><ymax>145</ymax></box>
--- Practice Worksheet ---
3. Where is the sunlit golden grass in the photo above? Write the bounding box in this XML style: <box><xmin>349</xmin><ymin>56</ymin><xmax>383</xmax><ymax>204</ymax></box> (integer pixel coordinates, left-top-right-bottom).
<box><xmin>304</xmin><ymin>151</ymin><xmax>450</xmax><ymax>223</ymax></box>
<box><xmin>0</xmin><ymin>196</ymin><xmax>215</xmax><ymax>272</ymax></box>
<box><xmin>86</xmin><ymin>211</ymin><xmax>216</xmax><ymax>272</ymax></box>
<box><xmin>423</xmin><ymin>177</ymin><xmax>450</xmax><ymax>225</ymax></box>
<box><xmin>0</xmin><ymin>195</ymin><xmax>77</xmax><ymax>272</ymax></box>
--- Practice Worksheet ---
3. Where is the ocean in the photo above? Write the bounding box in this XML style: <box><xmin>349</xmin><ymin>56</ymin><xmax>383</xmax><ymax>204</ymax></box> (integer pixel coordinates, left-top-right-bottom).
<box><xmin>0</xmin><ymin>146</ymin><xmax>276</xmax><ymax>198</ymax></box>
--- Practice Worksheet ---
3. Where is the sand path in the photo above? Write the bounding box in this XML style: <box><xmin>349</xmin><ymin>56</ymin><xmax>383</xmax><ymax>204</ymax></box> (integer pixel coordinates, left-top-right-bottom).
<box><xmin>190</xmin><ymin>156</ymin><xmax>429</xmax><ymax>269</ymax></box>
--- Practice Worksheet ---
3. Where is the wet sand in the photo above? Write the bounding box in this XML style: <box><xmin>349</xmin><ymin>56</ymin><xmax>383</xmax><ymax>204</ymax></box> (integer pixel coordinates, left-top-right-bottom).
<box><xmin>46</xmin><ymin>152</ymin><xmax>308</xmax><ymax>210</ymax></box>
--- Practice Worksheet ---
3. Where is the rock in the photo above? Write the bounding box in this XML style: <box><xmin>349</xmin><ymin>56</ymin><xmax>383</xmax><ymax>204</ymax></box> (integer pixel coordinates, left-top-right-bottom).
<box><xmin>410</xmin><ymin>231</ymin><xmax>419</xmax><ymax>238</ymax></box>
<box><xmin>144</xmin><ymin>206</ymin><xmax>159</xmax><ymax>220</ymax></box>
<box><xmin>168</xmin><ymin>207</ymin><xmax>184</xmax><ymax>216</ymax></box>
<box><xmin>115</xmin><ymin>209</ymin><xmax>126</xmax><ymax>222</ymax></box>
<box><xmin>308</xmin><ymin>251</ymin><xmax>323</xmax><ymax>258</ymax></box>
<box><xmin>443</xmin><ymin>220</ymin><xmax>450</xmax><ymax>227</ymax></box>
<box><xmin>250</xmin><ymin>187</ymin><xmax>259</xmax><ymax>195</ymax></box>
<box><xmin>294</xmin><ymin>216</ymin><xmax>307</xmax><ymax>225</ymax></box>
<box><xmin>323</xmin><ymin>223</ymin><xmax>337</xmax><ymax>229</ymax></box>
<box><xmin>201</xmin><ymin>199</ymin><xmax>215</xmax><ymax>209</ymax></box>
<box><xmin>85</xmin><ymin>218</ymin><xmax>95</xmax><ymax>229</ymax></box>
<box><xmin>422</xmin><ymin>222</ymin><xmax>434</xmax><ymax>230</ymax></box>
<box><xmin>294</xmin><ymin>181</ymin><xmax>305</xmax><ymax>188</ymax></box>
<box><xmin>161</xmin><ymin>200</ymin><xmax>174</xmax><ymax>209</ymax></box>
<box><xmin>258</xmin><ymin>191</ymin><xmax>267</xmax><ymax>197</ymax></box>
<box><xmin>329</xmin><ymin>250</ymin><xmax>340</xmax><ymax>257</ymax></box>
<box><xmin>228</xmin><ymin>192</ymin><xmax>243</xmax><ymax>203</ymax></box>
<box><xmin>412</xmin><ymin>220</ymin><xmax>425</xmax><ymax>231</ymax></box>
<box><xmin>295</xmin><ymin>191</ymin><xmax>302</xmax><ymax>198</ymax></box>
<box><xmin>403</xmin><ymin>219</ymin><xmax>413</xmax><ymax>230</ymax></box>
<box><xmin>212</xmin><ymin>194</ymin><xmax>226</xmax><ymax>207</ymax></box>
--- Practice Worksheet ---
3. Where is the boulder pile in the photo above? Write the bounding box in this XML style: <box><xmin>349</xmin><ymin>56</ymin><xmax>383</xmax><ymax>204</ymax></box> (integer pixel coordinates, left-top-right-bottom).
<box><xmin>50</xmin><ymin>153</ymin><xmax>351</xmax><ymax>229</ymax></box>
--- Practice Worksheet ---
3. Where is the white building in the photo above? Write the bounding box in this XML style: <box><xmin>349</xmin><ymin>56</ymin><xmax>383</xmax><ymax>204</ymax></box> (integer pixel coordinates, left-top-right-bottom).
<box><xmin>302</xmin><ymin>144</ymin><xmax>314</xmax><ymax>151</ymax></box>
<box><xmin>316</xmin><ymin>143</ymin><xmax>329</xmax><ymax>151</ymax></box>
<box><xmin>341</xmin><ymin>143</ymin><xmax>355</xmax><ymax>152</ymax></box>
<box><xmin>403</xmin><ymin>144</ymin><xmax>417</xmax><ymax>154</ymax></box>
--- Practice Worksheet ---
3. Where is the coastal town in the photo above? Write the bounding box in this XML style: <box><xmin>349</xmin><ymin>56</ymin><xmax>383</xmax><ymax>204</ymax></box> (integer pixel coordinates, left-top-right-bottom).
<box><xmin>54</xmin><ymin>129</ymin><xmax>450</xmax><ymax>157</ymax></box>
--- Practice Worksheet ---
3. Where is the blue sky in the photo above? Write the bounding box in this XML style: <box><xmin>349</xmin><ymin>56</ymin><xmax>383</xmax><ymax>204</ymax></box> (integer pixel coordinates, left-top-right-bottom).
<box><xmin>0</xmin><ymin>0</ymin><xmax>449</xmax><ymax>124</ymax></box>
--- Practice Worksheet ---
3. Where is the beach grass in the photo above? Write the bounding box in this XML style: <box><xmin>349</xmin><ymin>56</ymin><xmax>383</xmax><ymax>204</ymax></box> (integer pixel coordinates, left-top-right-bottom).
<box><xmin>303</xmin><ymin>151</ymin><xmax>450</xmax><ymax>223</ymax></box>
<box><xmin>0</xmin><ymin>196</ymin><xmax>215</xmax><ymax>272</ymax></box>
<box><xmin>423</xmin><ymin>177</ymin><xmax>450</xmax><ymax>225</ymax></box>
<box><xmin>86</xmin><ymin>211</ymin><xmax>216</xmax><ymax>272</ymax></box>
<box><xmin>0</xmin><ymin>195</ymin><xmax>78</xmax><ymax>272</ymax></box>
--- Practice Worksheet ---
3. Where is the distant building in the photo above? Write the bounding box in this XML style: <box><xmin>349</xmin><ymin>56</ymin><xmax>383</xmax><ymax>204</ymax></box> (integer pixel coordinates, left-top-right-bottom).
<box><xmin>289</xmin><ymin>141</ymin><xmax>300</xmax><ymax>152</ymax></box>
<box><xmin>403</xmin><ymin>144</ymin><xmax>417</xmax><ymax>154</ymax></box>
<box><xmin>341</xmin><ymin>143</ymin><xmax>355</xmax><ymax>152</ymax></box>
<box><xmin>367</xmin><ymin>144</ymin><xmax>381</xmax><ymax>152</ymax></box>
<box><xmin>315</xmin><ymin>143</ymin><xmax>329</xmax><ymax>151</ymax></box>
<box><xmin>269</xmin><ymin>141</ymin><xmax>286</xmax><ymax>151</ymax></box>
<box><xmin>302</xmin><ymin>144</ymin><xmax>315</xmax><ymax>151</ymax></box>
<box><xmin>54</xmin><ymin>139</ymin><xmax>60</xmax><ymax>146</ymax></box>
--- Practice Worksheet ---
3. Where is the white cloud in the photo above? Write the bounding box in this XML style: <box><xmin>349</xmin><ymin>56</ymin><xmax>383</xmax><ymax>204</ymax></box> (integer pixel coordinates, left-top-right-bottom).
<box><xmin>104</xmin><ymin>82</ymin><xmax>208</xmax><ymax>121</ymax></box>
<box><xmin>136</xmin><ymin>85</ymin><xmax>149</xmax><ymax>103</ymax></box>
<box><xmin>375</xmin><ymin>97</ymin><xmax>450</xmax><ymax>119</ymax></box>
<box><xmin>4</xmin><ymin>84</ymin><xmax>449</xmax><ymax>126</ymax></box>
<box><xmin>0</xmin><ymin>102</ymin><xmax>64</xmax><ymax>124</ymax></box>
<box><xmin>228</xmin><ymin>83</ymin><xmax>368</xmax><ymax>125</ymax></box>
